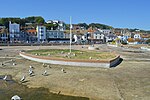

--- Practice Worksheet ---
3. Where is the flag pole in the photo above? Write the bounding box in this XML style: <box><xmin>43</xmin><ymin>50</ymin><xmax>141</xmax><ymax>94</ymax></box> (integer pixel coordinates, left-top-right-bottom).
<box><xmin>70</xmin><ymin>16</ymin><xmax>72</xmax><ymax>53</ymax></box>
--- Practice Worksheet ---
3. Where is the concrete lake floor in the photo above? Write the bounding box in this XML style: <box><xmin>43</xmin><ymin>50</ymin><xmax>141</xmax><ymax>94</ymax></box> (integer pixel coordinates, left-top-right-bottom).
<box><xmin>0</xmin><ymin>44</ymin><xmax>150</xmax><ymax>100</ymax></box>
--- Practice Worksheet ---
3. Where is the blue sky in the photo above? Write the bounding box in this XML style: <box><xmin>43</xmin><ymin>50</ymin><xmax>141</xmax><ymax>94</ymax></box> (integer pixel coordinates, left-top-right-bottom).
<box><xmin>0</xmin><ymin>0</ymin><xmax>150</xmax><ymax>30</ymax></box>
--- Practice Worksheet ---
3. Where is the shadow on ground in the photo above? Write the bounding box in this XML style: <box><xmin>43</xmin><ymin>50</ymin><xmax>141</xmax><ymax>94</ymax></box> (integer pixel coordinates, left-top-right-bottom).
<box><xmin>110</xmin><ymin>58</ymin><xmax>123</xmax><ymax>68</ymax></box>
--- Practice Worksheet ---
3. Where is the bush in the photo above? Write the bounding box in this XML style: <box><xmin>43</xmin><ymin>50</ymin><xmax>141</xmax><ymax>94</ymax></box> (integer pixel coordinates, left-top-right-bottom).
<box><xmin>146</xmin><ymin>39</ymin><xmax>150</xmax><ymax>44</ymax></box>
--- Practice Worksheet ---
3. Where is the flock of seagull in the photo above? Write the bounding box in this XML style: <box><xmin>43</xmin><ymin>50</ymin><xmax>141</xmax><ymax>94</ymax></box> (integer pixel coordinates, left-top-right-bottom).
<box><xmin>1</xmin><ymin>56</ymin><xmax>67</xmax><ymax>100</ymax></box>
<box><xmin>1</xmin><ymin>60</ymin><xmax>66</xmax><ymax>83</ymax></box>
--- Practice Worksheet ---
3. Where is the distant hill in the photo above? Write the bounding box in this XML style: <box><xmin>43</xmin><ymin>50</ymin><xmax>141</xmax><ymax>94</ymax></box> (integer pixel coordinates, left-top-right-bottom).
<box><xmin>89</xmin><ymin>23</ymin><xmax>113</xmax><ymax>29</ymax></box>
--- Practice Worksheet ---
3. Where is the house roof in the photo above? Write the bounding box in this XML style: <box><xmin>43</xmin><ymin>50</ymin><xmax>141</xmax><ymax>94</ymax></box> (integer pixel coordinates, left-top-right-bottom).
<box><xmin>141</xmin><ymin>34</ymin><xmax>150</xmax><ymax>38</ymax></box>
<box><xmin>26</xmin><ymin>29</ymin><xmax>37</xmax><ymax>33</ymax></box>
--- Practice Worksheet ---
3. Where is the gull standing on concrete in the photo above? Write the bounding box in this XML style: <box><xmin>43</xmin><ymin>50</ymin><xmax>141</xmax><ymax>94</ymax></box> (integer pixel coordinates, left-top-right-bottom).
<box><xmin>20</xmin><ymin>76</ymin><xmax>25</xmax><ymax>82</ymax></box>
<box><xmin>3</xmin><ymin>75</ymin><xmax>7</xmax><ymax>81</ymax></box>
<box><xmin>29</xmin><ymin>69</ymin><xmax>34</xmax><ymax>76</ymax></box>
<box><xmin>42</xmin><ymin>63</ymin><xmax>47</xmax><ymax>68</ymax></box>
<box><xmin>29</xmin><ymin>65</ymin><xmax>34</xmax><ymax>70</ymax></box>
<box><xmin>42</xmin><ymin>70</ymin><xmax>47</xmax><ymax>76</ymax></box>
<box><xmin>13</xmin><ymin>63</ymin><xmax>16</xmax><ymax>66</ymax></box>
<box><xmin>47</xmin><ymin>65</ymin><xmax>51</xmax><ymax>68</ymax></box>
<box><xmin>11</xmin><ymin>95</ymin><xmax>21</xmax><ymax>100</ymax></box>
<box><xmin>61</xmin><ymin>68</ymin><xmax>66</xmax><ymax>73</ymax></box>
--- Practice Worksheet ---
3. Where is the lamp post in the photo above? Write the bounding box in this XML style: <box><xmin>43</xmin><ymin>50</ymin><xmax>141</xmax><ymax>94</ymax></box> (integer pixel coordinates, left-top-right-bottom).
<box><xmin>70</xmin><ymin>16</ymin><xmax>72</xmax><ymax>53</ymax></box>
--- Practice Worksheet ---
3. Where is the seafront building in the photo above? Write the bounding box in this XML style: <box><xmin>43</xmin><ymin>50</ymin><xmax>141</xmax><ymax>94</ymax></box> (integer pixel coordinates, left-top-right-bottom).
<box><xmin>36</xmin><ymin>26</ymin><xmax>46</xmax><ymax>42</ymax></box>
<box><xmin>9</xmin><ymin>21</ymin><xmax>20</xmax><ymax>33</ymax></box>
<box><xmin>0</xmin><ymin>19</ymin><xmax>149</xmax><ymax>44</ymax></box>
<box><xmin>46</xmin><ymin>30</ymin><xmax>64</xmax><ymax>40</ymax></box>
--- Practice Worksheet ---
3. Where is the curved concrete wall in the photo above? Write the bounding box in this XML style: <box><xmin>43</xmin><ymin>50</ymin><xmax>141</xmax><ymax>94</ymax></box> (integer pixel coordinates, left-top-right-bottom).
<box><xmin>19</xmin><ymin>52</ymin><xmax>120</xmax><ymax>68</ymax></box>
<box><xmin>141</xmin><ymin>47</ymin><xmax>150</xmax><ymax>51</ymax></box>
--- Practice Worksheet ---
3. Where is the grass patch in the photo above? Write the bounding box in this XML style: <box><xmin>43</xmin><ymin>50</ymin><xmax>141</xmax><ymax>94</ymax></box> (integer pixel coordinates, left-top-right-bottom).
<box><xmin>26</xmin><ymin>49</ymin><xmax>116</xmax><ymax>60</ymax></box>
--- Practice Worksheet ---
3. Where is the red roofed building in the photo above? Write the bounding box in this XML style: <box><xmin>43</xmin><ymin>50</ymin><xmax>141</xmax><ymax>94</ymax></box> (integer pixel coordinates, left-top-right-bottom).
<box><xmin>26</xmin><ymin>29</ymin><xmax>37</xmax><ymax>42</ymax></box>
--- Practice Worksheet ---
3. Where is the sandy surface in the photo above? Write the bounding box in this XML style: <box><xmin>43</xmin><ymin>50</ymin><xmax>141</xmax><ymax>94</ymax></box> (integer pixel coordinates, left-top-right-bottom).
<box><xmin>0</xmin><ymin>44</ymin><xmax>150</xmax><ymax>100</ymax></box>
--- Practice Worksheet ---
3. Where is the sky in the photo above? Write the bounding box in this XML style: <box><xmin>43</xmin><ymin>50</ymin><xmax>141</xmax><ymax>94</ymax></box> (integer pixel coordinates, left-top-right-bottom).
<box><xmin>0</xmin><ymin>0</ymin><xmax>150</xmax><ymax>30</ymax></box>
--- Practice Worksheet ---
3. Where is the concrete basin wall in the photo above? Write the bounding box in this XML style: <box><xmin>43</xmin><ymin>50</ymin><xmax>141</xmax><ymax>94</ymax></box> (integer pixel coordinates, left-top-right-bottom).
<box><xmin>19</xmin><ymin>52</ymin><xmax>120</xmax><ymax>68</ymax></box>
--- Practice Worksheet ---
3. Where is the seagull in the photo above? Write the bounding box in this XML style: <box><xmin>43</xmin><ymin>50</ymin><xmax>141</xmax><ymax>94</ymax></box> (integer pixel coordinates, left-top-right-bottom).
<box><xmin>42</xmin><ymin>70</ymin><xmax>47</xmax><ymax>76</ymax></box>
<box><xmin>61</xmin><ymin>68</ymin><xmax>66</xmax><ymax>73</ymax></box>
<box><xmin>20</xmin><ymin>76</ymin><xmax>25</xmax><ymax>82</ymax></box>
<box><xmin>1</xmin><ymin>63</ymin><xmax>4</xmax><ymax>66</ymax></box>
<box><xmin>44</xmin><ymin>70</ymin><xmax>47</xmax><ymax>75</ymax></box>
<box><xmin>29</xmin><ymin>65</ymin><xmax>34</xmax><ymax>69</ymax></box>
<box><xmin>11</xmin><ymin>95</ymin><xmax>21</xmax><ymax>100</ymax></box>
<box><xmin>42</xmin><ymin>63</ymin><xmax>46</xmax><ymax>67</ymax></box>
<box><xmin>13</xmin><ymin>63</ymin><xmax>16</xmax><ymax>66</ymax></box>
<box><xmin>29</xmin><ymin>69</ymin><xmax>33</xmax><ymax>76</ymax></box>
<box><xmin>47</xmin><ymin>65</ymin><xmax>51</xmax><ymax>68</ymax></box>
<box><xmin>3</xmin><ymin>75</ymin><xmax>7</xmax><ymax>81</ymax></box>
<box><xmin>89</xmin><ymin>57</ymin><xmax>92</xmax><ymax>59</ymax></box>
<box><xmin>11</xmin><ymin>59</ymin><xmax>13</xmax><ymax>62</ymax></box>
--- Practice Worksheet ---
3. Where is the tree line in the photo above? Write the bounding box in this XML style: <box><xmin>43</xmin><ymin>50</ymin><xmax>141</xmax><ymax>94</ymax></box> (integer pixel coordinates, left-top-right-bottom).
<box><xmin>0</xmin><ymin>16</ymin><xmax>114</xmax><ymax>30</ymax></box>
<box><xmin>0</xmin><ymin>16</ymin><xmax>45</xmax><ymax>28</ymax></box>
<box><xmin>65</xmin><ymin>23</ymin><xmax>113</xmax><ymax>30</ymax></box>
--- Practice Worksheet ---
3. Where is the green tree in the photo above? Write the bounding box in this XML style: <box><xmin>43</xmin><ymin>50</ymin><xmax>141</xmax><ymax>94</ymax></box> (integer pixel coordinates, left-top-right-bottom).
<box><xmin>35</xmin><ymin>17</ymin><xmax>45</xmax><ymax>24</ymax></box>
<box><xmin>25</xmin><ymin>16</ymin><xmax>35</xmax><ymax>23</ymax></box>
<box><xmin>64</xmin><ymin>24</ymin><xmax>70</xmax><ymax>30</ymax></box>
<box><xmin>25</xmin><ymin>16</ymin><xmax>45</xmax><ymax>24</ymax></box>
<box><xmin>146</xmin><ymin>39</ymin><xmax>150</xmax><ymax>44</ymax></box>
<box><xmin>45</xmin><ymin>23</ymin><xmax>58</xmax><ymax>30</ymax></box>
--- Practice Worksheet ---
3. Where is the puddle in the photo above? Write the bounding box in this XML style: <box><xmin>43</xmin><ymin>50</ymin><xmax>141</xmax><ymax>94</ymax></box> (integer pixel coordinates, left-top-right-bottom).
<box><xmin>0</xmin><ymin>75</ymin><xmax>89</xmax><ymax>100</ymax></box>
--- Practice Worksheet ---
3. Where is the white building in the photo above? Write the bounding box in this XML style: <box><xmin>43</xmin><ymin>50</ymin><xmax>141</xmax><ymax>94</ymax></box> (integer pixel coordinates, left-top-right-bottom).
<box><xmin>46</xmin><ymin>30</ymin><xmax>70</xmax><ymax>43</ymax></box>
<box><xmin>134</xmin><ymin>34</ymin><xmax>141</xmax><ymax>39</ymax></box>
<box><xmin>106</xmin><ymin>34</ymin><xmax>117</xmax><ymax>42</ymax></box>
<box><xmin>46</xmin><ymin>20</ymin><xmax>65</xmax><ymax>31</ymax></box>
<box><xmin>99</xmin><ymin>29</ymin><xmax>112</xmax><ymax>34</ymax></box>
<box><xmin>73</xmin><ymin>35</ymin><xmax>78</xmax><ymax>42</ymax></box>
<box><xmin>0</xmin><ymin>33</ymin><xmax>9</xmax><ymax>42</ymax></box>
<box><xmin>9</xmin><ymin>21</ymin><xmax>20</xmax><ymax>33</ymax></box>
<box><xmin>36</xmin><ymin>26</ymin><xmax>46</xmax><ymax>42</ymax></box>
<box><xmin>46</xmin><ymin>30</ymin><xmax>64</xmax><ymax>39</ymax></box>
<box><xmin>93</xmin><ymin>31</ymin><xmax>105</xmax><ymax>40</ymax></box>
<box><xmin>64</xmin><ymin>33</ymin><xmax>70</xmax><ymax>39</ymax></box>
